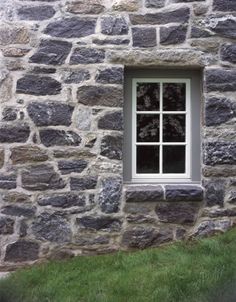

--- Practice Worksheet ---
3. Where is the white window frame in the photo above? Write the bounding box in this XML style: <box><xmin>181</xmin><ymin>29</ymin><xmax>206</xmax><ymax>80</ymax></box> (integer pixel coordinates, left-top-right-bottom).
<box><xmin>132</xmin><ymin>78</ymin><xmax>191</xmax><ymax>181</ymax></box>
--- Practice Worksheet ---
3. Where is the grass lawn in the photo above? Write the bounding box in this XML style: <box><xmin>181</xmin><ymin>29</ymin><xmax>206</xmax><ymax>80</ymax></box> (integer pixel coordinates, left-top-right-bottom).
<box><xmin>0</xmin><ymin>228</ymin><xmax>236</xmax><ymax>302</ymax></box>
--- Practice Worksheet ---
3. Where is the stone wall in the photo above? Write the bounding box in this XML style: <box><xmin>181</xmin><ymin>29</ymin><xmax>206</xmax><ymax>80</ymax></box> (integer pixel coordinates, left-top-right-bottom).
<box><xmin>0</xmin><ymin>0</ymin><xmax>235</xmax><ymax>269</ymax></box>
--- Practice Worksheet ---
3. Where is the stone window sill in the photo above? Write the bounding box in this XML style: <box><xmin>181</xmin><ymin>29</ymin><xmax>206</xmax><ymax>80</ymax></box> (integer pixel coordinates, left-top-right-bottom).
<box><xmin>124</xmin><ymin>184</ymin><xmax>204</xmax><ymax>203</ymax></box>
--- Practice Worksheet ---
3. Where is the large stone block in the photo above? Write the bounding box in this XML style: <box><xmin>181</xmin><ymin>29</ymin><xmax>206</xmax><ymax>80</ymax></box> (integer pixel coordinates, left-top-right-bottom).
<box><xmin>213</xmin><ymin>0</ymin><xmax>236</xmax><ymax>11</ymax></box>
<box><xmin>58</xmin><ymin>159</ymin><xmax>88</xmax><ymax>174</ymax></box>
<box><xmin>98</xmin><ymin>177</ymin><xmax>122</xmax><ymax>213</ymax></box>
<box><xmin>192</xmin><ymin>219</ymin><xmax>232</xmax><ymax>237</ymax></box>
<box><xmin>95</xmin><ymin>67</ymin><xmax>123</xmax><ymax>84</ymax></box>
<box><xmin>98</xmin><ymin>111</ymin><xmax>123</xmax><ymax>131</ymax></box>
<box><xmin>160</xmin><ymin>25</ymin><xmax>187</xmax><ymax>45</ymax></box>
<box><xmin>4</xmin><ymin>241</ymin><xmax>39</xmax><ymax>262</ymax></box>
<box><xmin>1</xmin><ymin>205</ymin><xmax>35</xmax><ymax>218</ymax></box>
<box><xmin>205</xmin><ymin>69</ymin><xmax>236</xmax><ymax>92</ymax></box>
<box><xmin>63</xmin><ymin>70</ymin><xmax>90</xmax><ymax>84</ymax></box>
<box><xmin>29</xmin><ymin>40</ymin><xmax>72</xmax><ymax>65</ymax></box>
<box><xmin>100</xmin><ymin>135</ymin><xmax>122</xmax><ymax>160</ymax></box>
<box><xmin>204</xmin><ymin>179</ymin><xmax>225</xmax><ymax>206</ymax></box>
<box><xmin>16</xmin><ymin>75</ymin><xmax>61</xmax><ymax>95</ymax></box>
<box><xmin>220</xmin><ymin>44</ymin><xmax>236</xmax><ymax>64</ymax></box>
<box><xmin>70</xmin><ymin>48</ymin><xmax>105</xmax><ymax>64</ymax></box>
<box><xmin>17</xmin><ymin>5</ymin><xmax>55</xmax><ymax>20</ymax></box>
<box><xmin>32</xmin><ymin>213</ymin><xmax>72</xmax><ymax>243</ymax></box>
<box><xmin>76</xmin><ymin>216</ymin><xmax>122</xmax><ymax>232</ymax></box>
<box><xmin>38</xmin><ymin>193</ymin><xmax>86</xmax><ymax>208</ymax></box>
<box><xmin>44</xmin><ymin>17</ymin><xmax>96</xmax><ymax>38</ymax></box>
<box><xmin>101</xmin><ymin>16</ymin><xmax>128</xmax><ymax>35</ymax></box>
<box><xmin>40</xmin><ymin>129</ymin><xmax>81</xmax><ymax>147</ymax></box>
<box><xmin>0</xmin><ymin>217</ymin><xmax>14</xmax><ymax>235</ymax></box>
<box><xmin>10</xmin><ymin>146</ymin><xmax>48</xmax><ymax>164</ymax></box>
<box><xmin>0</xmin><ymin>25</ymin><xmax>29</xmax><ymax>45</ymax></box>
<box><xmin>165</xmin><ymin>185</ymin><xmax>204</xmax><ymax>201</ymax></box>
<box><xmin>130</xmin><ymin>7</ymin><xmax>190</xmax><ymax>25</ymax></box>
<box><xmin>66</xmin><ymin>0</ymin><xmax>104</xmax><ymax>14</ymax></box>
<box><xmin>22</xmin><ymin>164</ymin><xmax>65</xmax><ymax>191</ymax></box>
<box><xmin>70</xmin><ymin>176</ymin><xmax>98</xmax><ymax>190</ymax></box>
<box><xmin>0</xmin><ymin>174</ymin><xmax>17</xmax><ymax>190</ymax></box>
<box><xmin>125</xmin><ymin>185</ymin><xmax>164</xmax><ymax>202</ymax></box>
<box><xmin>203</xmin><ymin>142</ymin><xmax>236</xmax><ymax>166</ymax></box>
<box><xmin>77</xmin><ymin>86</ymin><xmax>123</xmax><ymax>107</ymax></box>
<box><xmin>2</xmin><ymin>192</ymin><xmax>31</xmax><ymax>203</ymax></box>
<box><xmin>207</xmin><ymin>16</ymin><xmax>236</xmax><ymax>39</ymax></box>
<box><xmin>27</xmin><ymin>102</ymin><xmax>74</xmax><ymax>126</ymax></box>
<box><xmin>0</xmin><ymin>124</ymin><xmax>30</xmax><ymax>143</ymax></box>
<box><xmin>191</xmin><ymin>27</ymin><xmax>212</xmax><ymax>38</ymax></box>
<box><xmin>132</xmin><ymin>27</ymin><xmax>157</xmax><ymax>48</ymax></box>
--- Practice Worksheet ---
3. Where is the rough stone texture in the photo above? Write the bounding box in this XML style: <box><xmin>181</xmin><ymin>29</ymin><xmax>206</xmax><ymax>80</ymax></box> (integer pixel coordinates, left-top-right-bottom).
<box><xmin>96</xmin><ymin>67</ymin><xmax>123</xmax><ymax>84</ymax></box>
<box><xmin>66</xmin><ymin>0</ymin><xmax>105</xmax><ymax>14</ymax></box>
<box><xmin>205</xmin><ymin>97</ymin><xmax>235</xmax><ymax>126</ymax></box>
<box><xmin>192</xmin><ymin>219</ymin><xmax>232</xmax><ymax>237</ymax></box>
<box><xmin>220</xmin><ymin>44</ymin><xmax>236</xmax><ymax>64</ymax></box>
<box><xmin>98</xmin><ymin>177</ymin><xmax>122</xmax><ymax>213</ymax></box>
<box><xmin>132</xmin><ymin>28</ymin><xmax>157</xmax><ymax>48</ymax></box>
<box><xmin>98</xmin><ymin>111</ymin><xmax>123</xmax><ymax>130</ymax></box>
<box><xmin>191</xmin><ymin>27</ymin><xmax>212</xmax><ymax>38</ymax></box>
<box><xmin>58</xmin><ymin>159</ymin><xmax>87</xmax><ymax>174</ymax></box>
<box><xmin>160</xmin><ymin>25</ymin><xmax>187</xmax><ymax>45</ymax></box>
<box><xmin>155</xmin><ymin>202</ymin><xmax>200</xmax><ymax>224</ymax></box>
<box><xmin>0</xmin><ymin>25</ymin><xmax>29</xmax><ymax>45</ymax></box>
<box><xmin>38</xmin><ymin>193</ymin><xmax>85</xmax><ymax>208</ymax></box>
<box><xmin>0</xmin><ymin>149</ymin><xmax>4</xmax><ymax>168</ymax></box>
<box><xmin>204</xmin><ymin>179</ymin><xmax>225</xmax><ymax>207</ymax></box>
<box><xmin>16</xmin><ymin>75</ymin><xmax>61</xmax><ymax>95</ymax></box>
<box><xmin>77</xmin><ymin>216</ymin><xmax>122</xmax><ymax>232</ymax></box>
<box><xmin>205</xmin><ymin>69</ymin><xmax>236</xmax><ymax>92</ymax></box>
<box><xmin>101</xmin><ymin>16</ymin><xmax>128</xmax><ymax>35</ymax></box>
<box><xmin>27</xmin><ymin>102</ymin><xmax>74</xmax><ymax>126</ymax></box>
<box><xmin>77</xmin><ymin>86</ymin><xmax>123</xmax><ymax>107</ymax></box>
<box><xmin>17</xmin><ymin>5</ymin><xmax>55</xmax><ymax>20</ymax></box>
<box><xmin>70</xmin><ymin>176</ymin><xmax>98</xmax><ymax>191</ymax></box>
<box><xmin>1</xmin><ymin>205</ymin><xmax>35</xmax><ymax>218</ymax></box>
<box><xmin>22</xmin><ymin>164</ymin><xmax>65</xmax><ymax>191</ymax></box>
<box><xmin>63</xmin><ymin>70</ymin><xmax>90</xmax><ymax>84</ymax></box>
<box><xmin>112</xmin><ymin>0</ymin><xmax>141</xmax><ymax>11</ymax></box>
<box><xmin>77</xmin><ymin>107</ymin><xmax>91</xmax><ymax>130</ymax></box>
<box><xmin>4</xmin><ymin>241</ymin><xmax>39</xmax><ymax>262</ymax></box>
<box><xmin>207</xmin><ymin>16</ymin><xmax>236</xmax><ymax>39</ymax></box>
<box><xmin>44</xmin><ymin>17</ymin><xmax>96</xmax><ymax>38</ymax></box>
<box><xmin>213</xmin><ymin>0</ymin><xmax>236</xmax><ymax>12</ymax></box>
<box><xmin>75</xmin><ymin>234</ymin><xmax>109</xmax><ymax>246</ymax></box>
<box><xmin>2</xmin><ymin>192</ymin><xmax>31</xmax><ymax>203</ymax></box>
<box><xmin>29</xmin><ymin>40</ymin><xmax>72</xmax><ymax>65</ymax></box>
<box><xmin>204</xmin><ymin>142</ymin><xmax>236</xmax><ymax>166</ymax></box>
<box><xmin>32</xmin><ymin>213</ymin><xmax>72</xmax><ymax>243</ymax></box>
<box><xmin>2</xmin><ymin>107</ymin><xmax>17</xmax><ymax>121</ymax></box>
<box><xmin>100</xmin><ymin>135</ymin><xmax>122</xmax><ymax>160</ymax></box>
<box><xmin>0</xmin><ymin>174</ymin><xmax>17</xmax><ymax>190</ymax></box>
<box><xmin>165</xmin><ymin>185</ymin><xmax>204</xmax><ymax>201</ymax></box>
<box><xmin>0</xmin><ymin>217</ymin><xmax>14</xmax><ymax>235</ymax></box>
<box><xmin>39</xmin><ymin>129</ymin><xmax>81</xmax><ymax>147</ymax></box>
<box><xmin>93</xmin><ymin>38</ymin><xmax>130</xmax><ymax>45</ymax></box>
<box><xmin>0</xmin><ymin>124</ymin><xmax>30</xmax><ymax>143</ymax></box>
<box><xmin>125</xmin><ymin>185</ymin><xmax>164</xmax><ymax>202</ymax></box>
<box><xmin>70</xmin><ymin>48</ymin><xmax>105</xmax><ymax>64</ymax></box>
<box><xmin>145</xmin><ymin>0</ymin><xmax>165</xmax><ymax>8</ymax></box>
<box><xmin>10</xmin><ymin>146</ymin><xmax>48</xmax><ymax>164</ymax></box>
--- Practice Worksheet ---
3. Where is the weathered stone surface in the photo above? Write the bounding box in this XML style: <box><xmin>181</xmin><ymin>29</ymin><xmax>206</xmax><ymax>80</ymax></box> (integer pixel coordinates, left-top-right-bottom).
<box><xmin>88</xmin><ymin>158</ymin><xmax>122</xmax><ymax>174</ymax></box>
<box><xmin>11</xmin><ymin>146</ymin><xmax>48</xmax><ymax>165</ymax></box>
<box><xmin>2</xmin><ymin>107</ymin><xmax>17</xmax><ymax>121</ymax></box>
<box><xmin>75</xmin><ymin>234</ymin><xmax>109</xmax><ymax>246</ymax></box>
<box><xmin>2</xmin><ymin>47</ymin><xmax>30</xmax><ymax>57</ymax></box>
<box><xmin>2</xmin><ymin>192</ymin><xmax>31</xmax><ymax>203</ymax></box>
<box><xmin>205</xmin><ymin>69</ymin><xmax>236</xmax><ymax>92</ymax></box>
<box><xmin>77</xmin><ymin>216</ymin><xmax>122</xmax><ymax>232</ymax></box>
<box><xmin>122</xmin><ymin>226</ymin><xmax>173</xmax><ymax>249</ymax></box>
<box><xmin>193</xmin><ymin>3</ymin><xmax>209</xmax><ymax>15</ymax></box>
<box><xmin>58</xmin><ymin>159</ymin><xmax>87</xmax><ymax>174</ymax></box>
<box><xmin>112</xmin><ymin>0</ymin><xmax>140</xmax><ymax>11</ymax></box>
<box><xmin>203</xmin><ymin>207</ymin><xmax>236</xmax><ymax>218</ymax></box>
<box><xmin>191</xmin><ymin>27</ymin><xmax>212</xmax><ymax>38</ymax></box>
<box><xmin>32</xmin><ymin>213</ymin><xmax>72</xmax><ymax>243</ymax></box>
<box><xmin>70</xmin><ymin>176</ymin><xmax>98</xmax><ymax>190</ymax></box>
<box><xmin>165</xmin><ymin>185</ymin><xmax>204</xmax><ymax>201</ymax></box>
<box><xmin>96</xmin><ymin>67</ymin><xmax>123</xmax><ymax>85</ymax></box>
<box><xmin>77</xmin><ymin>107</ymin><xmax>91</xmax><ymax>130</ymax></box>
<box><xmin>130</xmin><ymin>7</ymin><xmax>190</xmax><ymax>25</ymax></box>
<box><xmin>93</xmin><ymin>38</ymin><xmax>130</xmax><ymax>45</ymax></box>
<box><xmin>16</xmin><ymin>75</ymin><xmax>61</xmax><ymax>95</ymax></box>
<box><xmin>145</xmin><ymin>0</ymin><xmax>165</xmax><ymax>8</ymax></box>
<box><xmin>155</xmin><ymin>202</ymin><xmax>200</xmax><ymax>224</ymax></box>
<box><xmin>0</xmin><ymin>75</ymin><xmax>12</xmax><ymax>103</ymax></box>
<box><xmin>126</xmin><ymin>214</ymin><xmax>156</xmax><ymax>224</ymax></box>
<box><xmin>1</xmin><ymin>205</ymin><xmax>35</xmax><ymax>218</ymax></box>
<box><xmin>70</xmin><ymin>48</ymin><xmax>105</xmax><ymax>64</ymax></box>
<box><xmin>0</xmin><ymin>149</ymin><xmax>4</xmax><ymax>168</ymax></box>
<box><xmin>220</xmin><ymin>44</ymin><xmax>236</xmax><ymax>64</ymax></box>
<box><xmin>4</xmin><ymin>241</ymin><xmax>39</xmax><ymax>262</ymax></box>
<box><xmin>40</xmin><ymin>129</ymin><xmax>81</xmax><ymax>147</ymax></box>
<box><xmin>203</xmin><ymin>166</ymin><xmax>236</xmax><ymax>178</ymax></box>
<box><xmin>0</xmin><ymin>174</ymin><xmax>17</xmax><ymax>190</ymax></box>
<box><xmin>31</xmin><ymin>67</ymin><xmax>56</xmax><ymax>74</ymax></box>
<box><xmin>22</xmin><ymin>164</ymin><xmax>65</xmax><ymax>191</ymax></box>
<box><xmin>99</xmin><ymin>177</ymin><xmax>122</xmax><ymax>213</ymax></box>
<box><xmin>53</xmin><ymin>149</ymin><xmax>96</xmax><ymax>159</ymax></box>
<box><xmin>124</xmin><ymin>203</ymin><xmax>154</xmax><ymax>215</ymax></box>
<box><xmin>38</xmin><ymin>193</ymin><xmax>86</xmax><ymax>208</ymax></box>
<box><xmin>17</xmin><ymin>5</ymin><xmax>55</xmax><ymax>20</ymax></box>
<box><xmin>204</xmin><ymin>142</ymin><xmax>236</xmax><ymax>166</ymax></box>
<box><xmin>66</xmin><ymin>0</ymin><xmax>104</xmax><ymax>14</ymax></box>
<box><xmin>27</xmin><ymin>102</ymin><xmax>74</xmax><ymax>126</ymax></box>
<box><xmin>213</xmin><ymin>0</ymin><xmax>236</xmax><ymax>11</ymax></box>
<box><xmin>100</xmin><ymin>135</ymin><xmax>122</xmax><ymax>160</ymax></box>
<box><xmin>204</xmin><ymin>179</ymin><xmax>225</xmax><ymax>206</ymax></box>
<box><xmin>0</xmin><ymin>25</ymin><xmax>29</xmax><ymax>45</ymax></box>
<box><xmin>132</xmin><ymin>27</ymin><xmax>157</xmax><ymax>48</ymax></box>
<box><xmin>227</xmin><ymin>191</ymin><xmax>236</xmax><ymax>204</ymax></box>
<box><xmin>192</xmin><ymin>219</ymin><xmax>232</xmax><ymax>237</ymax></box>
<box><xmin>20</xmin><ymin>220</ymin><xmax>28</xmax><ymax>237</ymax></box>
<box><xmin>77</xmin><ymin>86</ymin><xmax>123</xmax><ymax>107</ymax></box>
<box><xmin>0</xmin><ymin>124</ymin><xmax>30</xmax><ymax>143</ymax></box>
<box><xmin>160</xmin><ymin>25</ymin><xmax>187</xmax><ymax>45</ymax></box>
<box><xmin>176</xmin><ymin>227</ymin><xmax>187</xmax><ymax>240</ymax></box>
<box><xmin>207</xmin><ymin>16</ymin><xmax>236</xmax><ymax>39</ymax></box>
<box><xmin>44</xmin><ymin>17</ymin><xmax>96</xmax><ymax>38</ymax></box>
<box><xmin>0</xmin><ymin>217</ymin><xmax>14</xmax><ymax>235</ymax></box>
<box><xmin>98</xmin><ymin>111</ymin><xmax>123</xmax><ymax>131</ymax></box>
<box><xmin>29</xmin><ymin>40</ymin><xmax>72</xmax><ymax>65</ymax></box>
<box><xmin>125</xmin><ymin>185</ymin><xmax>163</xmax><ymax>202</ymax></box>
<box><xmin>101</xmin><ymin>16</ymin><xmax>128</xmax><ymax>35</ymax></box>
<box><xmin>63</xmin><ymin>70</ymin><xmax>90</xmax><ymax>84</ymax></box>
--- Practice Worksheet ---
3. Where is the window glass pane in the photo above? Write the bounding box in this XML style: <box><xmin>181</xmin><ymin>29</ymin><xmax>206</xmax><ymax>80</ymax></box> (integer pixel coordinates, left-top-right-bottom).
<box><xmin>163</xmin><ymin>146</ymin><xmax>185</xmax><ymax>173</ymax></box>
<box><xmin>163</xmin><ymin>83</ymin><xmax>186</xmax><ymax>111</ymax></box>
<box><xmin>137</xmin><ymin>83</ymin><xmax>160</xmax><ymax>111</ymax></box>
<box><xmin>137</xmin><ymin>146</ymin><xmax>159</xmax><ymax>173</ymax></box>
<box><xmin>137</xmin><ymin>114</ymin><xmax>159</xmax><ymax>142</ymax></box>
<box><xmin>163</xmin><ymin>114</ymin><xmax>185</xmax><ymax>142</ymax></box>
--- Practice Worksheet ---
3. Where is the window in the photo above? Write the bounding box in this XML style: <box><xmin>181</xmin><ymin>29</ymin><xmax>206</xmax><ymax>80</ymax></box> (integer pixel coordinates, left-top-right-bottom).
<box><xmin>124</xmin><ymin>69</ymin><xmax>201</xmax><ymax>183</ymax></box>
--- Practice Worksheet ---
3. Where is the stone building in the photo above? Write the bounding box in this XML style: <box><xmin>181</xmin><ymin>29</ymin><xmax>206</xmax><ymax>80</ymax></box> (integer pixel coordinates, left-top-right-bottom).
<box><xmin>0</xmin><ymin>0</ymin><xmax>235</xmax><ymax>269</ymax></box>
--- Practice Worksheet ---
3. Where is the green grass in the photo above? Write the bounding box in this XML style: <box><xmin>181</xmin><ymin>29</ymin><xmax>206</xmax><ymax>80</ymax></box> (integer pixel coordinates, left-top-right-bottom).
<box><xmin>1</xmin><ymin>228</ymin><xmax>236</xmax><ymax>302</ymax></box>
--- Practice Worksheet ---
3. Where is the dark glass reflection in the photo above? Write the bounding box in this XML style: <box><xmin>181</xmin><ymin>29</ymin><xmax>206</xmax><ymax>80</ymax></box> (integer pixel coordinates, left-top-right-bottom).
<box><xmin>137</xmin><ymin>146</ymin><xmax>159</xmax><ymax>173</ymax></box>
<box><xmin>163</xmin><ymin>83</ymin><xmax>186</xmax><ymax>111</ymax></box>
<box><xmin>163</xmin><ymin>114</ymin><xmax>185</xmax><ymax>142</ymax></box>
<box><xmin>137</xmin><ymin>83</ymin><xmax>160</xmax><ymax>111</ymax></box>
<box><xmin>163</xmin><ymin>146</ymin><xmax>185</xmax><ymax>173</ymax></box>
<box><xmin>137</xmin><ymin>114</ymin><xmax>159</xmax><ymax>142</ymax></box>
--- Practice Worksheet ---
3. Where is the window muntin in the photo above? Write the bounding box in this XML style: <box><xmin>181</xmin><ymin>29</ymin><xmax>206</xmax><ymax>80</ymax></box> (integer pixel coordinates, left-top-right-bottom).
<box><xmin>132</xmin><ymin>78</ymin><xmax>191</xmax><ymax>180</ymax></box>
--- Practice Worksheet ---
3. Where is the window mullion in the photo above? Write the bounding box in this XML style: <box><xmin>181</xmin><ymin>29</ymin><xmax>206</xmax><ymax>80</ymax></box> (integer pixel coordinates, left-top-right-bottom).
<box><xmin>159</xmin><ymin>81</ymin><xmax>163</xmax><ymax>175</ymax></box>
